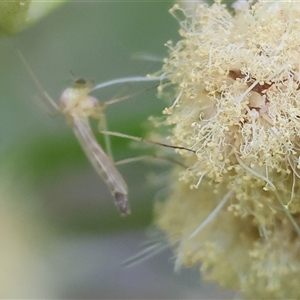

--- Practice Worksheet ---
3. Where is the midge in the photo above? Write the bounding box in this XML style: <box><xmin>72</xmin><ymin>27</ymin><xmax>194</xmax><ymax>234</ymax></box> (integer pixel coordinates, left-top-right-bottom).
<box><xmin>18</xmin><ymin>50</ymin><xmax>165</xmax><ymax>216</ymax></box>
<box><xmin>59</xmin><ymin>78</ymin><xmax>131</xmax><ymax>215</ymax></box>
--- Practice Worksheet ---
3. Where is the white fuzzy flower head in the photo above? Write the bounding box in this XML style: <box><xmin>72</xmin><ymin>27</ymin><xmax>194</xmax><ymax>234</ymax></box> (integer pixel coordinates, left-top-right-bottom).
<box><xmin>155</xmin><ymin>1</ymin><xmax>300</xmax><ymax>298</ymax></box>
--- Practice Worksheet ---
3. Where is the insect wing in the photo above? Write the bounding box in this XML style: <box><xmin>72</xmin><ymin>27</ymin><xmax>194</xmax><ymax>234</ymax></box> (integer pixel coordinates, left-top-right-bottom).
<box><xmin>72</xmin><ymin>118</ymin><xmax>130</xmax><ymax>215</ymax></box>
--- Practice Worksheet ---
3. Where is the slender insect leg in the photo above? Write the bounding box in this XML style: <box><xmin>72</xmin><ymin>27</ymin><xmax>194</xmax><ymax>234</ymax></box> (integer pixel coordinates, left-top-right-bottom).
<box><xmin>98</xmin><ymin>110</ymin><xmax>114</xmax><ymax>160</ymax></box>
<box><xmin>16</xmin><ymin>49</ymin><xmax>59</xmax><ymax>112</ymax></box>
<box><xmin>100</xmin><ymin>130</ymin><xmax>196</xmax><ymax>153</ymax></box>
<box><xmin>96</xmin><ymin>87</ymin><xmax>159</xmax><ymax>161</ymax></box>
<box><xmin>91</xmin><ymin>74</ymin><xmax>166</xmax><ymax>92</ymax></box>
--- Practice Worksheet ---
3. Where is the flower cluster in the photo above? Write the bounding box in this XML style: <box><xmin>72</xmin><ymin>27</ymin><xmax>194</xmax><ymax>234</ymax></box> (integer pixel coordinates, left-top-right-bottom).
<box><xmin>155</xmin><ymin>1</ymin><xmax>300</xmax><ymax>298</ymax></box>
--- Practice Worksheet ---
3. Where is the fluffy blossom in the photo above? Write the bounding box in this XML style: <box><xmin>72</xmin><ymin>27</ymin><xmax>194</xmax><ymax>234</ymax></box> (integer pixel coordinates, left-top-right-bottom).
<box><xmin>155</xmin><ymin>1</ymin><xmax>300</xmax><ymax>298</ymax></box>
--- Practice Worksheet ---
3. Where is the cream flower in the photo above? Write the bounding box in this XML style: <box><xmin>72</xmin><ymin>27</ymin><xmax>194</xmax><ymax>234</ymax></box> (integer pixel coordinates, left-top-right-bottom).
<box><xmin>155</xmin><ymin>1</ymin><xmax>300</xmax><ymax>298</ymax></box>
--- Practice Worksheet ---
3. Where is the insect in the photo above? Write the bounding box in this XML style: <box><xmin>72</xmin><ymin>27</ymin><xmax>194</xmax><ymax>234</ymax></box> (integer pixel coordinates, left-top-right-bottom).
<box><xmin>18</xmin><ymin>50</ymin><xmax>166</xmax><ymax>216</ymax></box>
<box><xmin>59</xmin><ymin>78</ymin><xmax>130</xmax><ymax>215</ymax></box>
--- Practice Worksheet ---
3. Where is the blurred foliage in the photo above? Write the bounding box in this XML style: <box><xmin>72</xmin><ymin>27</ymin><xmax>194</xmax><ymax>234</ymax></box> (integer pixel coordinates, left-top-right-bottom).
<box><xmin>0</xmin><ymin>0</ymin><xmax>67</xmax><ymax>37</ymax></box>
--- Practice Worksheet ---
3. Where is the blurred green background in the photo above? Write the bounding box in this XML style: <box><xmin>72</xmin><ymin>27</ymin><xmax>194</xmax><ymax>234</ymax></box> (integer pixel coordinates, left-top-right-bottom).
<box><xmin>0</xmin><ymin>1</ymin><xmax>235</xmax><ymax>298</ymax></box>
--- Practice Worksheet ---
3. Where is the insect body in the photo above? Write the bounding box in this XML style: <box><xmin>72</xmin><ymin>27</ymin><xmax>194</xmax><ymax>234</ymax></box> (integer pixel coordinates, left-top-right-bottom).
<box><xmin>60</xmin><ymin>79</ymin><xmax>130</xmax><ymax>215</ymax></box>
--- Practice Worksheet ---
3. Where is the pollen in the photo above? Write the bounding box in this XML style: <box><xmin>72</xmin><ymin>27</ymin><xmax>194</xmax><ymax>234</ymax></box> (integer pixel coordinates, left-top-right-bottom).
<box><xmin>155</xmin><ymin>1</ymin><xmax>300</xmax><ymax>298</ymax></box>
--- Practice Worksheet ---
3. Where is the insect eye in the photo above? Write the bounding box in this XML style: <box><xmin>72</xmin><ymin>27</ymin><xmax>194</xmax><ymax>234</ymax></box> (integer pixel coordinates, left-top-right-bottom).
<box><xmin>75</xmin><ymin>78</ymin><xmax>87</xmax><ymax>86</ymax></box>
